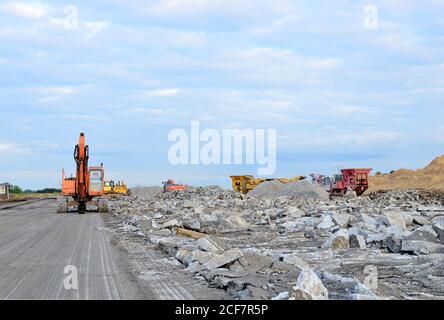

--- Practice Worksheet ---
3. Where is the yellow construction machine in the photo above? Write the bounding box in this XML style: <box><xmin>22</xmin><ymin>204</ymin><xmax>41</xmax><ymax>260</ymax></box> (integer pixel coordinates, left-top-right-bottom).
<box><xmin>230</xmin><ymin>175</ymin><xmax>306</xmax><ymax>194</ymax></box>
<box><xmin>104</xmin><ymin>180</ymin><xmax>128</xmax><ymax>195</ymax></box>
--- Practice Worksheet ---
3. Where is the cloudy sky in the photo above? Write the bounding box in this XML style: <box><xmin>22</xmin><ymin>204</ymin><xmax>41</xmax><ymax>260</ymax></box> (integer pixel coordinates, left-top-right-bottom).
<box><xmin>0</xmin><ymin>0</ymin><xmax>443</xmax><ymax>189</ymax></box>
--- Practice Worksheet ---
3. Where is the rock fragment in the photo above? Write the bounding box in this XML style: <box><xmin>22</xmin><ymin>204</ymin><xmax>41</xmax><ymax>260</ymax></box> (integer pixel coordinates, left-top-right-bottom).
<box><xmin>292</xmin><ymin>269</ymin><xmax>329</xmax><ymax>300</ymax></box>
<box><xmin>349</xmin><ymin>234</ymin><xmax>366</xmax><ymax>249</ymax></box>
<box><xmin>204</xmin><ymin>248</ymin><xmax>244</xmax><ymax>270</ymax></box>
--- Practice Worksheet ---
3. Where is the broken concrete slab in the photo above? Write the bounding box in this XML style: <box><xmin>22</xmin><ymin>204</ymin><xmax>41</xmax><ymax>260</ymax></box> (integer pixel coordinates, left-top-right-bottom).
<box><xmin>413</xmin><ymin>216</ymin><xmax>432</xmax><ymax>226</ymax></box>
<box><xmin>432</xmin><ymin>216</ymin><xmax>444</xmax><ymax>242</ymax></box>
<box><xmin>175</xmin><ymin>248</ymin><xmax>190</xmax><ymax>264</ymax></box>
<box><xmin>183</xmin><ymin>218</ymin><xmax>201</xmax><ymax>231</ymax></box>
<box><xmin>292</xmin><ymin>269</ymin><xmax>329</xmax><ymax>300</ymax></box>
<box><xmin>182</xmin><ymin>199</ymin><xmax>194</xmax><ymax>209</ymax></box>
<box><xmin>238</xmin><ymin>254</ymin><xmax>274</xmax><ymax>273</ymax></box>
<box><xmin>272</xmin><ymin>291</ymin><xmax>290</xmax><ymax>300</ymax></box>
<box><xmin>282</xmin><ymin>254</ymin><xmax>310</xmax><ymax>270</ymax></box>
<box><xmin>406</xmin><ymin>225</ymin><xmax>439</xmax><ymax>243</ymax></box>
<box><xmin>401</xmin><ymin>240</ymin><xmax>444</xmax><ymax>255</ymax></box>
<box><xmin>204</xmin><ymin>248</ymin><xmax>244</xmax><ymax>270</ymax></box>
<box><xmin>184</xmin><ymin>250</ymin><xmax>213</xmax><ymax>267</ymax></box>
<box><xmin>383</xmin><ymin>210</ymin><xmax>407</xmax><ymax>230</ymax></box>
<box><xmin>162</xmin><ymin>219</ymin><xmax>181</xmax><ymax>228</ymax></box>
<box><xmin>317</xmin><ymin>216</ymin><xmax>335</xmax><ymax>230</ymax></box>
<box><xmin>332</xmin><ymin>213</ymin><xmax>351</xmax><ymax>228</ymax></box>
<box><xmin>385</xmin><ymin>235</ymin><xmax>403</xmax><ymax>253</ymax></box>
<box><xmin>197</xmin><ymin>236</ymin><xmax>225</xmax><ymax>254</ymax></box>
<box><xmin>322</xmin><ymin>229</ymin><xmax>350</xmax><ymax>250</ymax></box>
<box><xmin>349</xmin><ymin>234</ymin><xmax>366</xmax><ymax>249</ymax></box>
<box><xmin>149</xmin><ymin>229</ymin><xmax>172</xmax><ymax>237</ymax></box>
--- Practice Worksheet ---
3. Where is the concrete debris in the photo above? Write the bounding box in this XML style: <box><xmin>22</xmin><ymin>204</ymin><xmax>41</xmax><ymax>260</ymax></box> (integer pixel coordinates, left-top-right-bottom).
<box><xmin>413</xmin><ymin>216</ymin><xmax>432</xmax><ymax>226</ymax></box>
<box><xmin>109</xmin><ymin>187</ymin><xmax>444</xmax><ymax>300</ymax></box>
<box><xmin>406</xmin><ymin>225</ymin><xmax>439</xmax><ymax>243</ymax></box>
<box><xmin>432</xmin><ymin>216</ymin><xmax>444</xmax><ymax>242</ymax></box>
<box><xmin>385</xmin><ymin>235</ymin><xmax>403</xmax><ymax>253</ymax></box>
<box><xmin>292</xmin><ymin>269</ymin><xmax>329</xmax><ymax>300</ymax></box>
<box><xmin>272</xmin><ymin>291</ymin><xmax>290</xmax><ymax>300</ymax></box>
<box><xmin>197</xmin><ymin>236</ymin><xmax>225</xmax><ymax>254</ymax></box>
<box><xmin>332</xmin><ymin>213</ymin><xmax>351</xmax><ymax>228</ymax></box>
<box><xmin>249</xmin><ymin>180</ymin><xmax>329</xmax><ymax>201</ymax></box>
<box><xmin>281</xmin><ymin>254</ymin><xmax>310</xmax><ymax>270</ymax></box>
<box><xmin>204</xmin><ymin>248</ymin><xmax>244</xmax><ymax>270</ymax></box>
<box><xmin>149</xmin><ymin>229</ymin><xmax>172</xmax><ymax>237</ymax></box>
<box><xmin>129</xmin><ymin>186</ymin><xmax>162</xmax><ymax>199</ymax></box>
<box><xmin>321</xmin><ymin>272</ymin><xmax>378</xmax><ymax>300</ymax></box>
<box><xmin>401</xmin><ymin>240</ymin><xmax>444</xmax><ymax>255</ymax></box>
<box><xmin>184</xmin><ymin>250</ymin><xmax>213</xmax><ymax>267</ymax></box>
<box><xmin>317</xmin><ymin>216</ymin><xmax>336</xmax><ymax>230</ymax></box>
<box><xmin>323</xmin><ymin>229</ymin><xmax>350</xmax><ymax>250</ymax></box>
<box><xmin>383</xmin><ymin>210</ymin><xmax>407</xmax><ymax>230</ymax></box>
<box><xmin>183</xmin><ymin>218</ymin><xmax>201</xmax><ymax>231</ymax></box>
<box><xmin>349</xmin><ymin>234</ymin><xmax>366</xmax><ymax>249</ymax></box>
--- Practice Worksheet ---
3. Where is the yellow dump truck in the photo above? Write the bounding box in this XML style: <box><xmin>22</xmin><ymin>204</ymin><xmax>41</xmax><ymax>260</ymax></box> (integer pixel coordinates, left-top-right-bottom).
<box><xmin>104</xmin><ymin>180</ymin><xmax>128</xmax><ymax>195</ymax></box>
<box><xmin>230</xmin><ymin>175</ymin><xmax>306</xmax><ymax>194</ymax></box>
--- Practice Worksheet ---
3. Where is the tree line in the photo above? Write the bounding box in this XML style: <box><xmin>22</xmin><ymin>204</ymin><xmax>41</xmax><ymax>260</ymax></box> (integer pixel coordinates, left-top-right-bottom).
<box><xmin>10</xmin><ymin>186</ymin><xmax>61</xmax><ymax>194</ymax></box>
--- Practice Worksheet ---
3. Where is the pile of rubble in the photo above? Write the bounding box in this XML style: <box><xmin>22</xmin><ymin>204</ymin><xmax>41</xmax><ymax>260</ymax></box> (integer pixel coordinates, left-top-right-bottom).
<box><xmin>108</xmin><ymin>185</ymin><xmax>444</xmax><ymax>300</ymax></box>
<box><xmin>249</xmin><ymin>180</ymin><xmax>330</xmax><ymax>201</ymax></box>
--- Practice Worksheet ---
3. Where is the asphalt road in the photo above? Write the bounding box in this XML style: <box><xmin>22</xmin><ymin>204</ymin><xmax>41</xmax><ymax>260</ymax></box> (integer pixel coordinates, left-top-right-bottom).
<box><xmin>0</xmin><ymin>199</ymin><xmax>142</xmax><ymax>299</ymax></box>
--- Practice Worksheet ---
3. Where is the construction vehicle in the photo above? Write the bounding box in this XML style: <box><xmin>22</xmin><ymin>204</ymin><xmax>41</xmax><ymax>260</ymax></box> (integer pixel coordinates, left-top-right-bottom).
<box><xmin>230</xmin><ymin>175</ymin><xmax>306</xmax><ymax>195</ymax></box>
<box><xmin>57</xmin><ymin>133</ymin><xmax>108</xmax><ymax>214</ymax></box>
<box><xmin>113</xmin><ymin>181</ymin><xmax>127</xmax><ymax>195</ymax></box>
<box><xmin>104</xmin><ymin>180</ymin><xmax>128</xmax><ymax>195</ymax></box>
<box><xmin>311</xmin><ymin>168</ymin><xmax>372</xmax><ymax>197</ymax></box>
<box><xmin>162</xmin><ymin>179</ymin><xmax>187</xmax><ymax>193</ymax></box>
<box><xmin>103</xmin><ymin>180</ymin><xmax>114</xmax><ymax>194</ymax></box>
<box><xmin>329</xmin><ymin>168</ymin><xmax>372</xmax><ymax>196</ymax></box>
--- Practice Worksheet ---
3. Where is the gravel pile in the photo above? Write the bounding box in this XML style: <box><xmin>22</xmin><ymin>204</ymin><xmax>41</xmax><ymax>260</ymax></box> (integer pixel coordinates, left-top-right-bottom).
<box><xmin>129</xmin><ymin>186</ymin><xmax>163</xmax><ymax>199</ymax></box>
<box><xmin>249</xmin><ymin>179</ymin><xmax>329</xmax><ymax>201</ymax></box>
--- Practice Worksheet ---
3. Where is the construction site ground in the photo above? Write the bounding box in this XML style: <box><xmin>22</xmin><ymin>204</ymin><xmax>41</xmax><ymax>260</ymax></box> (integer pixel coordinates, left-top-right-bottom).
<box><xmin>0</xmin><ymin>199</ymin><xmax>227</xmax><ymax>300</ymax></box>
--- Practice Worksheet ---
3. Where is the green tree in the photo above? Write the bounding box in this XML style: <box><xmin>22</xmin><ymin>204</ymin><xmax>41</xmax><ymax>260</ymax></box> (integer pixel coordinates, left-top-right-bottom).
<box><xmin>10</xmin><ymin>185</ymin><xmax>23</xmax><ymax>194</ymax></box>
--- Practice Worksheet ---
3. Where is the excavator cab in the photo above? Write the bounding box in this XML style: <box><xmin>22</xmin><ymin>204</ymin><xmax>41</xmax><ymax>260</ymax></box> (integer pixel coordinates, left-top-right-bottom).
<box><xmin>89</xmin><ymin>166</ymin><xmax>105</xmax><ymax>196</ymax></box>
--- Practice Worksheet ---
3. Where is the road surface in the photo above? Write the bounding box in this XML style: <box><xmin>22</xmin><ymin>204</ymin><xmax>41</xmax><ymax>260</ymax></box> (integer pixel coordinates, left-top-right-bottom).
<box><xmin>0</xmin><ymin>199</ymin><xmax>142</xmax><ymax>299</ymax></box>
<box><xmin>0</xmin><ymin>199</ymin><xmax>228</xmax><ymax>300</ymax></box>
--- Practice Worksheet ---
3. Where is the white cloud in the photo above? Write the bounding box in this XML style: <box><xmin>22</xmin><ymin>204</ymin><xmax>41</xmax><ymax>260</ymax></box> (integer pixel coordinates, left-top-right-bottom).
<box><xmin>332</xmin><ymin>105</ymin><xmax>366</xmax><ymax>113</ymax></box>
<box><xmin>84</xmin><ymin>21</ymin><xmax>111</xmax><ymax>38</ymax></box>
<box><xmin>147</xmin><ymin>88</ymin><xmax>182</xmax><ymax>97</ymax></box>
<box><xmin>130</xmin><ymin>107</ymin><xmax>167</xmax><ymax>114</ymax></box>
<box><xmin>0</xmin><ymin>2</ymin><xmax>48</xmax><ymax>19</ymax></box>
<box><xmin>308</xmin><ymin>59</ymin><xmax>343</xmax><ymax>70</ymax></box>
<box><xmin>33</xmin><ymin>86</ymin><xmax>76</xmax><ymax>95</ymax></box>
<box><xmin>143</xmin><ymin>0</ymin><xmax>279</xmax><ymax>20</ymax></box>
<box><xmin>281</xmin><ymin>131</ymin><xmax>401</xmax><ymax>148</ymax></box>
<box><xmin>0</xmin><ymin>142</ymin><xmax>32</xmax><ymax>154</ymax></box>
<box><xmin>32</xmin><ymin>86</ymin><xmax>76</xmax><ymax>104</ymax></box>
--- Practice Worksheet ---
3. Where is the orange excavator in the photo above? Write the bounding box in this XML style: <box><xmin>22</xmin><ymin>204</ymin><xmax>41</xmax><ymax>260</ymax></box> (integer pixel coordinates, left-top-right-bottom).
<box><xmin>57</xmin><ymin>133</ymin><xmax>108</xmax><ymax>214</ymax></box>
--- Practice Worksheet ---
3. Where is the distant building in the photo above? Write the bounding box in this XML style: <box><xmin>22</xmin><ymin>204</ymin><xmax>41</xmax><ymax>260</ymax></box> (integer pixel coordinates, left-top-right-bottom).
<box><xmin>0</xmin><ymin>183</ymin><xmax>11</xmax><ymax>200</ymax></box>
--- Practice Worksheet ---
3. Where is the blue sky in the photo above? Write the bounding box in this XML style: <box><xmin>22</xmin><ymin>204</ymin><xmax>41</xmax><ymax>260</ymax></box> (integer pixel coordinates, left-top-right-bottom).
<box><xmin>0</xmin><ymin>0</ymin><xmax>443</xmax><ymax>189</ymax></box>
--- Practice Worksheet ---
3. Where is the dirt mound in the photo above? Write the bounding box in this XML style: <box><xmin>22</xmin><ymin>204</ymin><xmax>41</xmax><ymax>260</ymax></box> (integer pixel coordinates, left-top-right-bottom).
<box><xmin>368</xmin><ymin>155</ymin><xmax>444</xmax><ymax>192</ymax></box>
<box><xmin>249</xmin><ymin>179</ymin><xmax>330</xmax><ymax>201</ymax></box>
